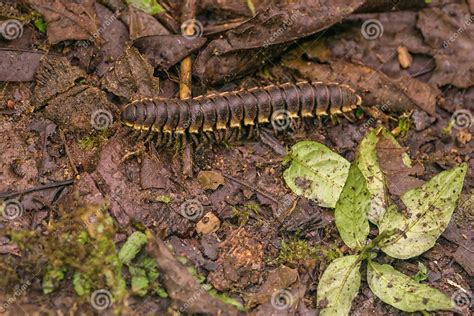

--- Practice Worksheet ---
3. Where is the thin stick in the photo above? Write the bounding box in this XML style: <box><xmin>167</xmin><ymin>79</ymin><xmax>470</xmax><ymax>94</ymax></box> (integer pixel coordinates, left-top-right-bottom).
<box><xmin>59</xmin><ymin>129</ymin><xmax>79</xmax><ymax>176</ymax></box>
<box><xmin>179</xmin><ymin>0</ymin><xmax>198</xmax><ymax>177</ymax></box>
<box><xmin>0</xmin><ymin>179</ymin><xmax>74</xmax><ymax>199</ymax></box>
<box><xmin>180</xmin><ymin>57</ymin><xmax>193</xmax><ymax>99</ymax></box>
<box><xmin>222</xmin><ymin>173</ymin><xmax>279</xmax><ymax>204</ymax></box>
<box><xmin>179</xmin><ymin>0</ymin><xmax>197</xmax><ymax>99</ymax></box>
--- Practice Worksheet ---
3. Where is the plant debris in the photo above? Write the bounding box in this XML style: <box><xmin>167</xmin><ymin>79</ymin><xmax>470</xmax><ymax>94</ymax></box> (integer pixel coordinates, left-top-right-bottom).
<box><xmin>0</xmin><ymin>0</ymin><xmax>471</xmax><ymax>314</ymax></box>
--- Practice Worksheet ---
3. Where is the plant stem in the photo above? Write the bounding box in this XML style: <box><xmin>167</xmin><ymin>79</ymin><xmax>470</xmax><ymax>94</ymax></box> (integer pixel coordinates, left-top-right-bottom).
<box><xmin>359</xmin><ymin>229</ymin><xmax>397</xmax><ymax>260</ymax></box>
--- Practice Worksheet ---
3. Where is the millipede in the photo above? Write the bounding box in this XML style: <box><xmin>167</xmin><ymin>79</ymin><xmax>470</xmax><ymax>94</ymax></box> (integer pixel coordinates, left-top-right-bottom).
<box><xmin>121</xmin><ymin>81</ymin><xmax>362</xmax><ymax>146</ymax></box>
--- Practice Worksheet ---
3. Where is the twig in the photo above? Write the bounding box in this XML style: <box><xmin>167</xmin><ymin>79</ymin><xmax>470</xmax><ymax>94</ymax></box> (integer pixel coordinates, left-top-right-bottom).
<box><xmin>59</xmin><ymin>129</ymin><xmax>79</xmax><ymax>176</ymax></box>
<box><xmin>179</xmin><ymin>0</ymin><xmax>197</xmax><ymax>99</ymax></box>
<box><xmin>0</xmin><ymin>179</ymin><xmax>74</xmax><ymax>199</ymax></box>
<box><xmin>179</xmin><ymin>0</ymin><xmax>198</xmax><ymax>177</ymax></box>
<box><xmin>222</xmin><ymin>173</ymin><xmax>279</xmax><ymax>204</ymax></box>
<box><xmin>442</xmin><ymin>237</ymin><xmax>474</xmax><ymax>254</ymax></box>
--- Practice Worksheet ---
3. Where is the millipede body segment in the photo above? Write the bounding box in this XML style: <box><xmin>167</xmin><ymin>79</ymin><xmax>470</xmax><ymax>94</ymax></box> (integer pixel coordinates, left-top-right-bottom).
<box><xmin>121</xmin><ymin>82</ymin><xmax>362</xmax><ymax>145</ymax></box>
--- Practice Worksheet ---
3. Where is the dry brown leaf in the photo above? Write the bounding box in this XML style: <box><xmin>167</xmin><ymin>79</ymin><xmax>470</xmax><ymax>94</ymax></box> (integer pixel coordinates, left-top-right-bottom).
<box><xmin>29</xmin><ymin>0</ymin><xmax>101</xmax><ymax>45</ymax></box>
<box><xmin>417</xmin><ymin>3</ymin><xmax>474</xmax><ymax>88</ymax></box>
<box><xmin>245</xmin><ymin>265</ymin><xmax>298</xmax><ymax>307</ymax></box>
<box><xmin>101</xmin><ymin>46</ymin><xmax>160</xmax><ymax>99</ymax></box>
<box><xmin>376</xmin><ymin>136</ymin><xmax>425</xmax><ymax>197</ymax></box>
<box><xmin>197</xmin><ymin>170</ymin><xmax>225</xmax><ymax>190</ymax></box>
<box><xmin>0</xmin><ymin>49</ymin><xmax>44</xmax><ymax>82</ymax></box>
<box><xmin>33</xmin><ymin>55</ymin><xmax>85</xmax><ymax>107</ymax></box>
<box><xmin>196</xmin><ymin>212</ymin><xmax>221</xmax><ymax>234</ymax></box>
<box><xmin>122</xmin><ymin>6</ymin><xmax>169</xmax><ymax>41</ymax></box>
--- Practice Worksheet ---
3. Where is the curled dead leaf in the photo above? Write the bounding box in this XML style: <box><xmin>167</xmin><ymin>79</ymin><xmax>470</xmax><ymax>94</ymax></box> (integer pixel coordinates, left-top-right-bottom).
<box><xmin>197</xmin><ymin>171</ymin><xmax>225</xmax><ymax>190</ymax></box>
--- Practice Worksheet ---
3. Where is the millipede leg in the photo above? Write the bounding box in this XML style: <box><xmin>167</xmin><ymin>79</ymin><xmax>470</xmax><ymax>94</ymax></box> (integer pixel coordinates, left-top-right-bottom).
<box><xmin>136</xmin><ymin>126</ymin><xmax>152</xmax><ymax>142</ymax></box>
<box><xmin>342</xmin><ymin>112</ymin><xmax>356</xmax><ymax>123</ymax></box>
<box><xmin>246</xmin><ymin>125</ymin><xmax>256</xmax><ymax>140</ymax></box>
<box><xmin>130</xmin><ymin>129</ymin><xmax>142</xmax><ymax>139</ymax></box>
<box><xmin>190</xmin><ymin>133</ymin><xmax>200</xmax><ymax>146</ymax></box>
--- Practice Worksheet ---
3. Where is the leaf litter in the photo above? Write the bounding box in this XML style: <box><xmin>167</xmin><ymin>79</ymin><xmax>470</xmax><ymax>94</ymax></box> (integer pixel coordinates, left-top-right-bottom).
<box><xmin>0</xmin><ymin>0</ymin><xmax>472</xmax><ymax>315</ymax></box>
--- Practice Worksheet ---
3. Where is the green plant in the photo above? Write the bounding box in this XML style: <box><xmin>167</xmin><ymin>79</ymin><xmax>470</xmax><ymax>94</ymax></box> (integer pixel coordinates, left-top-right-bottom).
<box><xmin>283</xmin><ymin>127</ymin><xmax>467</xmax><ymax>315</ymax></box>
<box><xmin>125</xmin><ymin>0</ymin><xmax>164</xmax><ymax>15</ymax></box>
<box><xmin>231</xmin><ymin>203</ymin><xmax>261</xmax><ymax>226</ymax></box>
<box><xmin>7</xmin><ymin>205</ymin><xmax>127</xmax><ymax>311</ymax></box>
<box><xmin>272</xmin><ymin>236</ymin><xmax>319</xmax><ymax>266</ymax></box>
<box><xmin>413</xmin><ymin>262</ymin><xmax>429</xmax><ymax>282</ymax></box>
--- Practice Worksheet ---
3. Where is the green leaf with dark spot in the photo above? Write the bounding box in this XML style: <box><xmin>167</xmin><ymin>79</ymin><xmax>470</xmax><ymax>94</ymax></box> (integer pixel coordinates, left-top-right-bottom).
<box><xmin>367</xmin><ymin>261</ymin><xmax>453</xmax><ymax>312</ymax></box>
<box><xmin>283</xmin><ymin>141</ymin><xmax>350</xmax><ymax>208</ymax></box>
<box><xmin>119</xmin><ymin>231</ymin><xmax>148</xmax><ymax>264</ymax></box>
<box><xmin>379</xmin><ymin>163</ymin><xmax>467</xmax><ymax>259</ymax></box>
<box><xmin>356</xmin><ymin>128</ymin><xmax>386</xmax><ymax>224</ymax></box>
<box><xmin>335</xmin><ymin>163</ymin><xmax>370</xmax><ymax>250</ymax></box>
<box><xmin>317</xmin><ymin>255</ymin><xmax>362</xmax><ymax>315</ymax></box>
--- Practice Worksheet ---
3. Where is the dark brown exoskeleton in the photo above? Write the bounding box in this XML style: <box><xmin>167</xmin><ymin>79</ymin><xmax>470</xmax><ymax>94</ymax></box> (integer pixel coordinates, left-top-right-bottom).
<box><xmin>121</xmin><ymin>82</ymin><xmax>362</xmax><ymax>146</ymax></box>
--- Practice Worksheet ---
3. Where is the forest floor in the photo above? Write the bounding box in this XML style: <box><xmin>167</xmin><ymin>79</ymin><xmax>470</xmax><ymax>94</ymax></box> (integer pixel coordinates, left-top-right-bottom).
<box><xmin>0</xmin><ymin>0</ymin><xmax>473</xmax><ymax>315</ymax></box>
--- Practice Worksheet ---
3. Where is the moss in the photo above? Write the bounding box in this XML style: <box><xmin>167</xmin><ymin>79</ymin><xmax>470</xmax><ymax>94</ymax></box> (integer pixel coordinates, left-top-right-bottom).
<box><xmin>78</xmin><ymin>135</ymin><xmax>99</xmax><ymax>150</ymax></box>
<box><xmin>181</xmin><ymin>255</ymin><xmax>245</xmax><ymax>311</ymax></box>
<box><xmin>231</xmin><ymin>203</ymin><xmax>262</xmax><ymax>226</ymax></box>
<box><xmin>272</xmin><ymin>236</ymin><xmax>319</xmax><ymax>266</ymax></box>
<box><xmin>78</xmin><ymin>130</ymin><xmax>109</xmax><ymax>150</ymax></box>
<box><xmin>396</xmin><ymin>115</ymin><xmax>412</xmax><ymax>138</ymax></box>
<box><xmin>155</xmin><ymin>195</ymin><xmax>172</xmax><ymax>204</ymax></box>
<box><xmin>1</xmin><ymin>205</ymin><xmax>127</xmax><ymax>312</ymax></box>
<box><xmin>323</xmin><ymin>244</ymin><xmax>343</xmax><ymax>263</ymax></box>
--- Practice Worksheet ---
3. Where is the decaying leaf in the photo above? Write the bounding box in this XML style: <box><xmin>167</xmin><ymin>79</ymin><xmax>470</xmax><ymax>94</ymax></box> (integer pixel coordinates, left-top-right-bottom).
<box><xmin>335</xmin><ymin>163</ymin><xmax>370</xmax><ymax>250</ymax></box>
<box><xmin>379</xmin><ymin>163</ymin><xmax>467</xmax><ymax>259</ymax></box>
<box><xmin>417</xmin><ymin>3</ymin><xmax>474</xmax><ymax>88</ymax></box>
<box><xmin>376</xmin><ymin>128</ymin><xmax>425</xmax><ymax>196</ymax></box>
<box><xmin>317</xmin><ymin>255</ymin><xmax>362</xmax><ymax>315</ymax></box>
<box><xmin>283</xmin><ymin>141</ymin><xmax>350</xmax><ymax>208</ymax></box>
<box><xmin>197</xmin><ymin>171</ymin><xmax>225</xmax><ymax>190</ymax></box>
<box><xmin>29</xmin><ymin>0</ymin><xmax>101</xmax><ymax>45</ymax></box>
<box><xmin>134</xmin><ymin>35</ymin><xmax>207</xmax><ymax>70</ymax></box>
<box><xmin>196</xmin><ymin>212</ymin><xmax>221</xmax><ymax>234</ymax></box>
<box><xmin>93</xmin><ymin>3</ymin><xmax>129</xmax><ymax>77</ymax></box>
<box><xmin>245</xmin><ymin>265</ymin><xmax>298</xmax><ymax>307</ymax></box>
<box><xmin>0</xmin><ymin>49</ymin><xmax>44</xmax><ymax>82</ymax></box>
<box><xmin>124</xmin><ymin>6</ymin><xmax>169</xmax><ymax>41</ymax></box>
<box><xmin>43</xmin><ymin>85</ymin><xmax>117</xmax><ymax>133</ymax></box>
<box><xmin>101</xmin><ymin>46</ymin><xmax>160</xmax><ymax>99</ymax></box>
<box><xmin>355</xmin><ymin>129</ymin><xmax>386</xmax><ymax>224</ymax></box>
<box><xmin>34</xmin><ymin>56</ymin><xmax>117</xmax><ymax>132</ymax></box>
<box><xmin>33</xmin><ymin>55</ymin><xmax>86</xmax><ymax>107</ymax></box>
<box><xmin>367</xmin><ymin>261</ymin><xmax>453</xmax><ymax>312</ymax></box>
<box><xmin>194</xmin><ymin>0</ymin><xmax>366</xmax><ymax>85</ymax></box>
